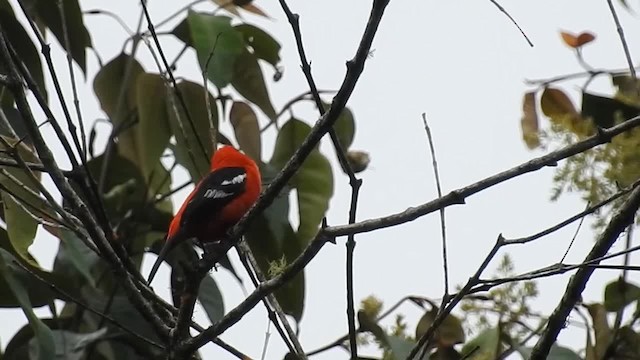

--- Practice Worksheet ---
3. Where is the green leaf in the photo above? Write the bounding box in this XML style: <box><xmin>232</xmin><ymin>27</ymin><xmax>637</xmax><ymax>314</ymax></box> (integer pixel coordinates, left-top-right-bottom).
<box><xmin>167</xmin><ymin>80</ymin><xmax>218</xmax><ymax>181</ymax></box>
<box><xmin>31</xmin><ymin>0</ymin><xmax>92</xmax><ymax>74</ymax></box>
<box><xmin>271</xmin><ymin>118</ymin><xmax>334</xmax><ymax>244</ymax></box>
<box><xmin>232</xmin><ymin>50</ymin><xmax>277</xmax><ymax>120</ymax></box>
<box><xmin>0</xmin><ymin>0</ymin><xmax>46</xmax><ymax>100</ymax></box>
<box><xmin>135</xmin><ymin>73</ymin><xmax>171</xmax><ymax>178</ymax></box>
<box><xmin>0</xmin><ymin>248</ymin><xmax>55</xmax><ymax>360</ymax></box>
<box><xmin>0</xmin><ymin>229</ymin><xmax>60</xmax><ymax>308</ymax></box>
<box><xmin>415</xmin><ymin>308</ymin><xmax>465</xmax><ymax>348</ymax></box>
<box><xmin>517</xmin><ymin>345</ymin><xmax>582</xmax><ymax>360</ymax></box>
<box><xmin>83</xmin><ymin>153</ymin><xmax>146</xmax><ymax>219</ymax></box>
<box><xmin>357</xmin><ymin>309</ymin><xmax>387</xmax><ymax>345</ymax></box>
<box><xmin>244</xmin><ymin>210</ymin><xmax>305</xmax><ymax>321</ymax></box>
<box><xmin>93</xmin><ymin>53</ymin><xmax>145</xmax><ymax>165</ymax></box>
<box><xmin>0</xmin><ymin>139</ymin><xmax>49</xmax><ymax>266</ymax></box>
<box><xmin>461</xmin><ymin>327</ymin><xmax>500</xmax><ymax>359</ymax></box>
<box><xmin>230</xmin><ymin>101</ymin><xmax>261</xmax><ymax>161</ymax></box>
<box><xmin>51</xmin><ymin>228</ymin><xmax>98</xmax><ymax>288</ymax></box>
<box><xmin>234</xmin><ymin>24</ymin><xmax>281</xmax><ymax>67</ymax></box>
<box><xmin>0</xmin><ymin>106</ymin><xmax>31</xmax><ymax>145</ymax></box>
<box><xmin>186</xmin><ymin>11</ymin><xmax>244</xmax><ymax>88</ymax></box>
<box><xmin>199</xmin><ymin>274</ymin><xmax>225</xmax><ymax>324</ymax></box>
<box><xmin>81</xmin><ymin>287</ymin><xmax>161</xmax><ymax>345</ymax></box>
<box><xmin>386</xmin><ymin>335</ymin><xmax>416</xmax><ymax>360</ymax></box>
<box><xmin>582</xmin><ymin>92</ymin><xmax>640</xmax><ymax>129</ymax></box>
<box><xmin>604</xmin><ymin>279</ymin><xmax>640</xmax><ymax>312</ymax></box>
<box><xmin>28</xmin><ymin>328</ymin><xmax>107</xmax><ymax>360</ymax></box>
<box><xmin>322</xmin><ymin>101</ymin><xmax>355</xmax><ymax>149</ymax></box>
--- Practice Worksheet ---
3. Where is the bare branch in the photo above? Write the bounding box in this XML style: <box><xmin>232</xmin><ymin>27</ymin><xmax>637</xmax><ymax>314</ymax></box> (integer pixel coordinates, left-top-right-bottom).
<box><xmin>606</xmin><ymin>0</ymin><xmax>637</xmax><ymax>83</ymax></box>
<box><xmin>421</xmin><ymin>113</ymin><xmax>449</xmax><ymax>298</ymax></box>
<box><xmin>487</xmin><ymin>0</ymin><xmax>534</xmax><ymax>47</ymax></box>
<box><xmin>325</xmin><ymin>116</ymin><xmax>640</xmax><ymax>238</ymax></box>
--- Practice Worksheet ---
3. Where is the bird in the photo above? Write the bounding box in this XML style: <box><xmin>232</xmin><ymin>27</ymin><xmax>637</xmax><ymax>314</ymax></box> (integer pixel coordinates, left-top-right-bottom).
<box><xmin>147</xmin><ymin>145</ymin><xmax>261</xmax><ymax>284</ymax></box>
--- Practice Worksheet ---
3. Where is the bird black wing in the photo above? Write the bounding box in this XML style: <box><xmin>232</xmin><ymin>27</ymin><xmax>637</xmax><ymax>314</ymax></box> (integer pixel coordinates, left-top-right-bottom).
<box><xmin>179</xmin><ymin>167</ymin><xmax>247</xmax><ymax>231</ymax></box>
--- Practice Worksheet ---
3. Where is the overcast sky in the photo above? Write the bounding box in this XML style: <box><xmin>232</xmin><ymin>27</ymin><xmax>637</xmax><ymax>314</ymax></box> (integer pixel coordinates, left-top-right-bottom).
<box><xmin>2</xmin><ymin>0</ymin><xmax>640</xmax><ymax>359</ymax></box>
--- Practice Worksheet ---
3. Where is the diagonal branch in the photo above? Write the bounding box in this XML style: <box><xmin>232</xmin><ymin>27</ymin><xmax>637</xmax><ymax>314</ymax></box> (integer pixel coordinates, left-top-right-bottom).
<box><xmin>324</xmin><ymin>117</ymin><xmax>640</xmax><ymax>238</ymax></box>
<box><xmin>529</xmin><ymin>185</ymin><xmax>640</xmax><ymax>359</ymax></box>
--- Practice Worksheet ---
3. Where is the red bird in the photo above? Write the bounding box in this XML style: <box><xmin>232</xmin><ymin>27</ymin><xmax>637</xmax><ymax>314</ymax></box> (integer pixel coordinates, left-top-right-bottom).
<box><xmin>147</xmin><ymin>145</ymin><xmax>261</xmax><ymax>284</ymax></box>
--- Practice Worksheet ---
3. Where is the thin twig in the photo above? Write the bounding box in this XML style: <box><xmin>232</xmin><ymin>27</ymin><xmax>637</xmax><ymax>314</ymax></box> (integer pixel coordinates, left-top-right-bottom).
<box><xmin>57</xmin><ymin>0</ymin><xmax>88</xmax><ymax>161</ymax></box>
<box><xmin>487</xmin><ymin>0</ymin><xmax>534</xmax><ymax>47</ymax></box>
<box><xmin>409</xmin><ymin>235</ymin><xmax>506</xmax><ymax>359</ymax></box>
<box><xmin>606</xmin><ymin>0</ymin><xmax>637</xmax><ymax>83</ymax></box>
<box><xmin>503</xmin><ymin>180</ymin><xmax>637</xmax><ymax>245</ymax></box>
<box><xmin>560</xmin><ymin>202</ymin><xmax>589</xmax><ymax>262</ymax></box>
<box><xmin>235</xmin><ymin>244</ymin><xmax>298</xmax><ymax>355</ymax></box>
<box><xmin>422</xmin><ymin>113</ymin><xmax>449</xmax><ymax>298</ymax></box>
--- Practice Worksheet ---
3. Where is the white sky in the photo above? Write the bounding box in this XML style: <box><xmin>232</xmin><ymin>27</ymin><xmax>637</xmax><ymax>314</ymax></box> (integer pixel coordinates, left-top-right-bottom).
<box><xmin>2</xmin><ymin>0</ymin><xmax>640</xmax><ymax>359</ymax></box>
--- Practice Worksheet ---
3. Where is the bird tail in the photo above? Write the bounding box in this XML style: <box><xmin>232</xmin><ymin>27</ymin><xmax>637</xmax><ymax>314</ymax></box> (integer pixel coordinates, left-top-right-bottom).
<box><xmin>147</xmin><ymin>235</ymin><xmax>179</xmax><ymax>284</ymax></box>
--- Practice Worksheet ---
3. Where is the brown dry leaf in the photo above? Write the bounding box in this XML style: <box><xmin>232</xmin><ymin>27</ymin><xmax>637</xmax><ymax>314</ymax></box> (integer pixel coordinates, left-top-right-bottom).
<box><xmin>520</xmin><ymin>92</ymin><xmax>540</xmax><ymax>149</ymax></box>
<box><xmin>585</xmin><ymin>303</ymin><xmax>612</xmax><ymax>360</ymax></box>
<box><xmin>576</xmin><ymin>32</ymin><xmax>596</xmax><ymax>46</ymax></box>
<box><xmin>560</xmin><ymin>30</ymin><xmax>596</xmax><ymax>48</ymax></box>
<box><xmin>560</xmin><ymin>31</ymin><xmax>579</xmax><ymax>47</ymax></box>
<box><xmin>241</xmin><ymin>3</ymin><xmax>270</xmax><ymax>18</ymax></box>
<box><xmin>541</xmin><ymin>87</ymin><xmax>578</xmax><ymax>118</ymax></box>
<box><xmin>211</xmin><ymin>0</ymin><xmax>240</xmax><ymax>16</ymax></box>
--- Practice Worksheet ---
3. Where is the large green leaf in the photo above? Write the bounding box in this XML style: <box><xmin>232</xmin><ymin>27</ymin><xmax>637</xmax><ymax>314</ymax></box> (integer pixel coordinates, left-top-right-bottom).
<box><xmin>582</xmin><ymin>92</ymin><xmax>640</xmax><ymax>129</ymax></box>
<box><xmin>244</xmin><ymin>164</ymin><xmax>304</xmax><ymax>320</ymax></box>
<box><xmin>0</xmin><ymin>229</ymin><xmax>61</xmax><ymax>308</ymax></box>
<box><xmin>232</xmin><ymin>50</ymin><xmax>276</xmax><ymax>120</ymax></box>
<box><xmin>230</xmin><ymin>101</ymin><xmax>261</xmax><ymax>162</ymax></box>
<box><xmin>199</xmin><ymin>274</ymin><xmax>225</xmax><ymax>324</ymax></box>
<box><xmin>93</xmin><ymin>53</ymin><xmax>145</xmax><ymax>165</ymax></box>
<box><xmin>271</xmin><ymin>118</ymin><xmax>334</xmax><ymax>244</ymax></box>
<box><xmin>0</xmin><ymin>0</ymin><xmax>46</xmax><ymax>100</ymax></box>
<box><xmin>461</xmin><ymin>327</ymin><xmax>500</xmax><ymax>359</ymax></box>
<box><xmin>168</xmin><ymin>80</ymin><xmax>218</xmax><ymax>181</ymax></box>
<box><xmin>28</xmin><ymin>328</ymin><xmax>107</xmax><ymax>360</ymax></box>
<box><xmin>83</xmin><ymin>153</ymin><xmax>146</xmax><ymax>219</ymax></box>
<box><xmin>31</xmin><ymin>0</ymin><xmax>92</xmax><ymax>74</ymax></box>
<box><xmin>322</xmin><ymin>101</ymin><xmax>355</xmax><ymax>149</ymax></box>
<box><xmin>234</xmin><ymin>24</ymin><xmax>281</xmax><ymax>68</ymax></box>
<box><xmin>50</xmin><ymin>228</ymin><xmax>98</xmax><ymax>288</ymax></box>
<box><xmin>185</xmin><ymin>12</ymin><xmax>244</xmax><ymax>88</ymax></box>
<box><xmin>244</xmin><ymin>212</ymin><xmax>305</xmax><ymax>321</ymax></box>
<box><xmin>604</xmin><ymin>279</ymin><xmax>640</xmax><ymax>312</ymax></box>
<box><xmin>415</xmin><ymin>308</ymin><xmax>465</xmax><ymax>348</ymax></box>
<box><xmin>135</xmin><ymin>73</ymin><xmax>171</xmax><ymax>179</ymax></box>
<box><xmin>386</xmin><ymin>336</ymin><xmax>417</xmax><ymax>360</ymax></box>
<box><xmin>81</xmin><ymin>287</ymin><xmax>162</xmax><ymax>346</ymax></box>
<box><xmin>0</xmin><ymin>248</ymin><xmax>55</xmax><ymax>360</ymax></box>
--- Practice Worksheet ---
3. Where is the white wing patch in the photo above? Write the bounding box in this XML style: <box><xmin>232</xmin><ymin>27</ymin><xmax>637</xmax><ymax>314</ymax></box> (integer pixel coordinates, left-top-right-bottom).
<box><xmin>203</xmin><ymin>189</ymin><xmax>234</xmax><ymax>199</ymax></box>
<box><xmin>221</xmin><ymin>173</ymin><xmax>246</xmax><ymax>186</ymax></box>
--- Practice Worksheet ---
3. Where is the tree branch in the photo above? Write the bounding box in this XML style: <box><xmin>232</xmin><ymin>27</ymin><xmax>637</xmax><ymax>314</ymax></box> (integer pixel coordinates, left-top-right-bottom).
<box><xmin>325</xmin><ymin>116</ymin><xmax>640</xmax><ymax>238</ymax></box>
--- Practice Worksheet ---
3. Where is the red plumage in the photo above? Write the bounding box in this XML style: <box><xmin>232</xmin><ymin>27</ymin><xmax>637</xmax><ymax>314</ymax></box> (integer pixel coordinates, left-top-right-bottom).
<box><xmin>147</xmin><ymin>146</ymin><xmax>261</xmax><ymax>284</ymax></box>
